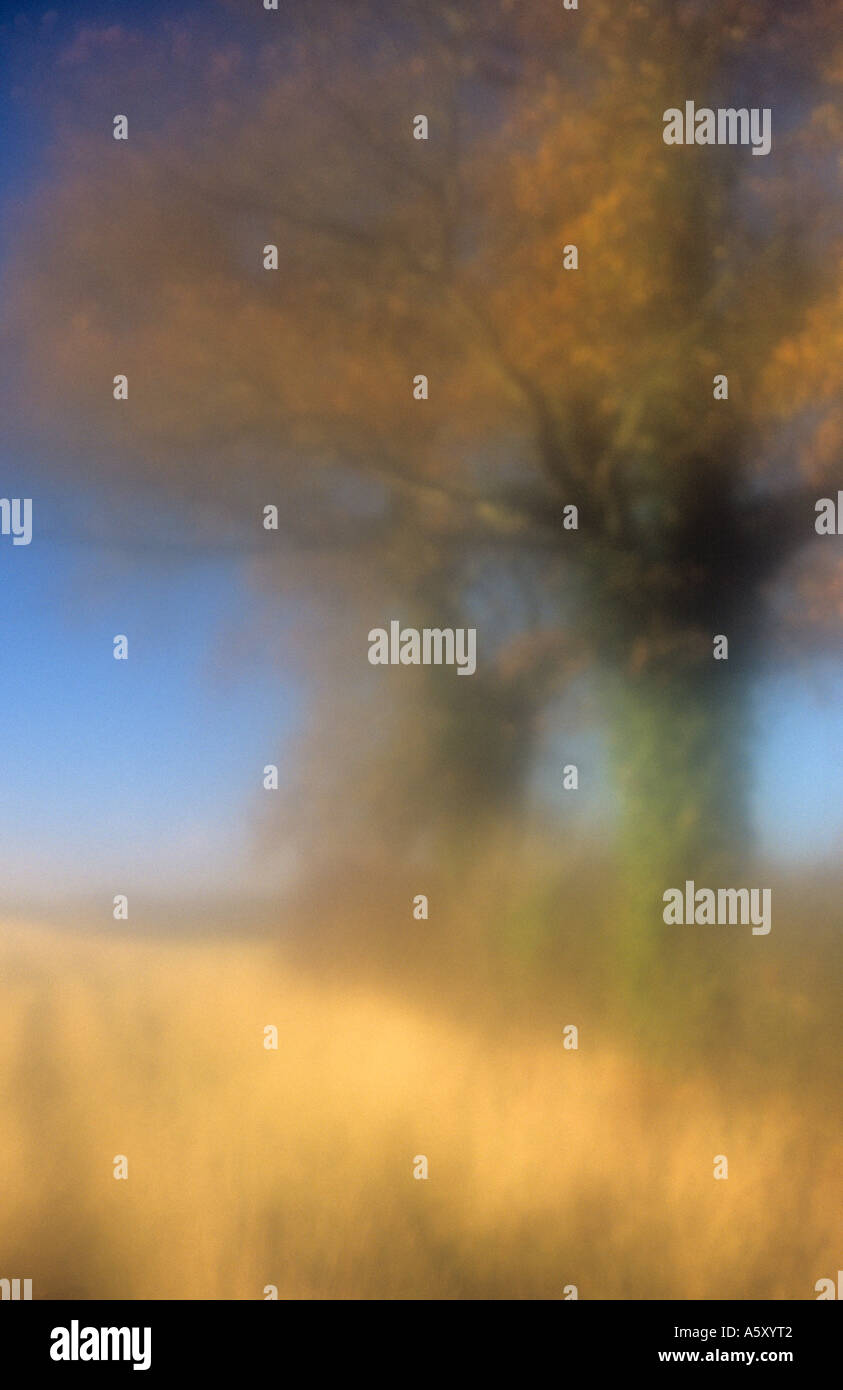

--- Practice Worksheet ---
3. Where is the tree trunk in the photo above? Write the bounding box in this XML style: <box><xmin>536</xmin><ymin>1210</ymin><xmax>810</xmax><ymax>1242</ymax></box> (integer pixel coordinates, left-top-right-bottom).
<box><xmin>604</xmin><ymin>665</ymin><xmax>752</xmax><ymax>1027</ymax></box>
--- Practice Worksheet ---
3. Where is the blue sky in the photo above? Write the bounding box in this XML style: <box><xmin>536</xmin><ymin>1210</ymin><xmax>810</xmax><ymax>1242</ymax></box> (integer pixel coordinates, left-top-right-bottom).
<box><xmin>0</xmin><ymin>496</ymin><xmax>301</xmax><ymax>904</ymax></box>
<box><xmin>752</xmin><ymin>665</ymin><xmax>843</xmax><ymax>860</ymax></box>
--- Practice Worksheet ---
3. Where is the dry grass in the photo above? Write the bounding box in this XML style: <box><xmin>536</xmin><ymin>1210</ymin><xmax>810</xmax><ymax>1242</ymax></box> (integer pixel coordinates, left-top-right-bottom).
<box><xmin>0</xmin><ymin>916</ymin><xmax>839</xmax><ymax>1300</ymax></box>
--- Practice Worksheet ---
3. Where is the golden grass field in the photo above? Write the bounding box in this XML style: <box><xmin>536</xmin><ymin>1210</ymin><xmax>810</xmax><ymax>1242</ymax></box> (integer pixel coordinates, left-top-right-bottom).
<box><xmin>0</xmin><ymin>906</ymin><xmax>839</xmax><ymax>1300</ymax></box>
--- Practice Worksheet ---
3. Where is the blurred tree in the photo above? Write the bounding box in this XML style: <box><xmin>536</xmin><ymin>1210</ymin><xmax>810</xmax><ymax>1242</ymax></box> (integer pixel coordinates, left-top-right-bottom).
<box><xmin>4</xmin><ymin>0</ymin><xmax>843</xmax><ymax>977</ymax></box>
